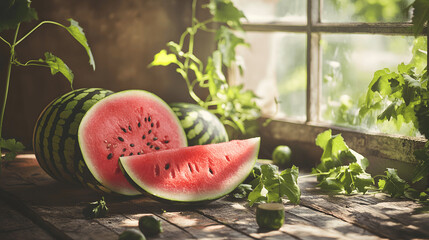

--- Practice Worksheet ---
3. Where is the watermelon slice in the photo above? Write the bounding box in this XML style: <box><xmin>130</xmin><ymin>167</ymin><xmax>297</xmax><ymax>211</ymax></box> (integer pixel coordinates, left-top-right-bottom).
<box><xmin>78</xmin><ymin>90</ymin><xmax>187</xmax><ymax>195</ymax></box>
<box><xmin>119</xmin><ymin>138</ymin><xmax>260</xmax><ymax>202</ymax></box>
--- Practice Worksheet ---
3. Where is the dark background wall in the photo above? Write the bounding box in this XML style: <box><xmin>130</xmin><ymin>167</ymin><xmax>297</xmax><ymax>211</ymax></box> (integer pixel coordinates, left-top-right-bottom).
<box><xmin>0</xmin><ymin>0</ymin><xmax>214</xmax><ymax>149</ymax></box>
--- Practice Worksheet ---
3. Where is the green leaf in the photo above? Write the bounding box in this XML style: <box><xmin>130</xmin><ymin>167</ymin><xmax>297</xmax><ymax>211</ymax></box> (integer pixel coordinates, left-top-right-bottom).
<box><xmin>247</xmin><ymin>164</ymin><xmax>301</xmax><ymax>206</ymax></box>
<box><xmin>215</xmin><ymin>26</ymin><xmax>248</xmax><ymax>67</ymax></box>
<box><xmin>248</xmin><ymin>182</ymin><xmax>266</xmax><ymax>206</ymax></box>
<box><xmin>230</xmin><ymin>184</ymin><xmax>253</xmax><ymax>199</ymax></box>
<box><xmin>0</xmin><ymin>0</ymin><xmax>38</xmax><ymax>32</ymax></box>
<box><xmin>314</xmin><ymin>130</ymin><xmax>374</xmax><ymax>194</ymax></box>
<box><xmin>378</xmin><ymin>168</ymin><xmax>409</xmax><ymax>198</ymax></box>
<box><xmin>205</xmin><ymin>0</ymin><xmax>246</xmax><ymax>29</ymax></box>
<box><xmin>411</xmin><ymin>0</ymin><xmax>429</xmax><ymax>36</ymax></box>
<box><xmin>150</xmin><ymin>50</ymin><xmax>178</xmax><ymax>67</ymax></box>
<box><xmin>279</xmin><ymin>166</ymin><xmax>301</xmax><ymax>204</ymax></box>
<box><xmin>315</xmin><ymin>130</ymin><xmax>349</xmax><ymax>172</ymax></box>
<box><xmin>41</xmin><ymin>52</ymin><xmax>74</xmax><ymax>87</ymax></box>
<box><xmin>65</xmin><ymin>19</ymin><xmax>95</xmax><ymax>70</ymax></box>
<box><xmin>402</xmin><ymin>73</ymin><xmax>423</xmax><ymax>105</ymax></box>
<box><xmin>0</xmin><ymin>138</ymin><xmax>25</xmax><ymax>162</ymax></box>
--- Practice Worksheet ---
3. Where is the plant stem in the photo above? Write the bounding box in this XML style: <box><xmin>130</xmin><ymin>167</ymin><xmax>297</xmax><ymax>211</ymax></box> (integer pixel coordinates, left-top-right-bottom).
<box><xmin>0</xmin><ymin>35</ymin><xmax>11</xmax><ymax>48</ymax></box>
<box><xmin>0</xmin><ymin>24</ymin><xmax>20</xmax><ymax>160</ymax></box>
<box><xmin>15</xmin><ymin>21</ymin><xmax>65</xmax><ymax>46</ymax></box>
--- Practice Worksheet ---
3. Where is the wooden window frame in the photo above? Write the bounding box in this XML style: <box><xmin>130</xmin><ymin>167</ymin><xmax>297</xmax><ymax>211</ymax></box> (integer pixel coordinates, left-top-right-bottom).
<box><xmin>235</xmin><ymin>0</ymin><xmax>428</xmax><ymax>182</ymax></box>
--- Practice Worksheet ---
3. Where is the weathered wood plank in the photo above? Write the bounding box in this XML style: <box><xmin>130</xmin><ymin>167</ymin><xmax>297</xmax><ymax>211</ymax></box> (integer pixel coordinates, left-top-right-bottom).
<box><xmin>0</xmin><ymin>199</ymin><xmax>54</xmax><ymax>240</ymax></box>
<box><xmin>298</xmin><ymin>176</ymin><xmax>429</xmax><ymax>240</ymax></box>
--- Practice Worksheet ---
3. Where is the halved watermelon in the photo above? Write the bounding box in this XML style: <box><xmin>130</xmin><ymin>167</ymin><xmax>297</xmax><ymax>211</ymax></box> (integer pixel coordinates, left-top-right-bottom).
<box><xmin>78</xmin><ymin>90</ymin><xmax>187</xmax><ymax>195</ymax></box>
<box><xmin>119</xmin><ymin>138</ymin><xmax>260</xmax><ymax>202</ymax></box>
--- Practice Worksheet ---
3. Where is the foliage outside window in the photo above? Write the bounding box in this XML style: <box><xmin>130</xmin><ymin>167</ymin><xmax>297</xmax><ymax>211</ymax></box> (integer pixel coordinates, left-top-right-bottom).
<box><xmin>231</xmin><ymin>0</ymin><xmax>427</xmax><ymax>138</ymax></box>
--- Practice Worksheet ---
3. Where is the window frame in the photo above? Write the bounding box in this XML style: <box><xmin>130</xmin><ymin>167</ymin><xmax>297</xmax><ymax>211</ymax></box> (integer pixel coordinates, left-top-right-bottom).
<box><xmin>234</xmin><ymin>0</ymin><xmax>429</xmax><ymax>180</ymax></box>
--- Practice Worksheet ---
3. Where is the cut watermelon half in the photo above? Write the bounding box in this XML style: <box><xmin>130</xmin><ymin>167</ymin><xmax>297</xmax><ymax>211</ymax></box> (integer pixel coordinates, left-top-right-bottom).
<box><xmin>78</xmin><ymin>90</ymin><xmax>187</xmax><ymax>195</ymax></box>
<box><xmin>119</xmin><ymin>138</ymin><xmax>260</xmax><ymax>202</ymax></box>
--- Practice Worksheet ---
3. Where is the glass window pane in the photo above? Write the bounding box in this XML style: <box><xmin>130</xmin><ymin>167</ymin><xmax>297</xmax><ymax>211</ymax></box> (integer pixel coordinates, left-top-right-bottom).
<box><xmin>322</xmin><ymin>0</ymin><xmax>414</xmax><ymax>23</ymax></box>
<box><xmin>232</xmin><ymin>0</ymin><xmax>306</xmax><ymax>23</ymax></box>
<box><xmin>320</xmin><ymin>34</ymin><xmax>417</xmax><ymax>135</ymax></box>
<box><xmin>230</xmin><ymin>32</ymin><xmax>307</xmax><ymax>120</ymax></box>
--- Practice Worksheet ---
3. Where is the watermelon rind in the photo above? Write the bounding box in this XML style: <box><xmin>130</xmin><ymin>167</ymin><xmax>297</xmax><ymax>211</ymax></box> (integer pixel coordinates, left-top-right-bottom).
<box><xmin>119</xmin><ymin>138</ymin><xmax>260</xmax><ymax>203</ymax></box>
<box><xmin>78</xmin><ymin>90</ymin><xmax>188</xmax><ymax>196</ymax></box>
<box><xmin>170</xmin><ymin>102</ymin><xmax>229</xmax><ymax>146</ymax></box>
<box><xmin>33</xmin><ymin>88</ymin><xmax>114</xmax><ymax>193</ymax></box>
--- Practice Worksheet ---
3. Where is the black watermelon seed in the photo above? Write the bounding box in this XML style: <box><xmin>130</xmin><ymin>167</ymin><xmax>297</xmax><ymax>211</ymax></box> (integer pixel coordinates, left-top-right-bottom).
<box><xmin>121</xmin><ymin>128</ymin><xmax>127</xmax><ymax>133</ymax></box>
<box><xmin>150</xmin><ymin>145</ymin><xmax>153</xmax><ymax>149</ymax></box>
<box><xmin>148</xmin><ymin>130</ymin><xmax>152</xmax><ymax>134</ymax></box>
<box><xmin>129</xmin><ymin>152</ymin><xmax>134</xmax><ymax>156</ymax></box>
<box><xmin>122</xmin><ymin>148</ymin><xmax>126</xmax><ymax>152</ymax></box>
<box><xmin>164</xmin><ymin>140</ymin><xmax>170</xmax><ymax>144</ymax></box>
<box><xmin>130</xmin><ymin>143</ymin><xmax>135</xmax><ymax>147</ymax></box>
<box><xmin>155</xmin><ymin>146</ymin><xmax>160</xmax><ymax>150</ymax></box>
<box><xmin>147</xmin><ymin>142</ymin><xmax>151</xmax><ymax>146</ymax></box>
<box><xmin>151</xmin><ymin>123</ymin><xmax>154</xmax><ymax>127</ymax></box>
<box><xmin>153</xmin><ymin>137</ymin><xmax>158</xmax><ymax>141</ymax></box>
<box><xmin>128</xmin><ymin>126</ymin><xmax>132</xmax><ymax>131</ymax></box>
<box><xmin>148</xmin><ymin>116</ymin><xmax>151</xmax><ymax>122</ymax></box>
<box><xmin>107</xmin><ymin>153</ymin><xmax>113</xmax><ymax>160</ymax></box>
<box><xmin>165</xmin><ymin>163</ymin><xmax>170</xmax><ymax>170</ymax></box>
<box><xmin>118</xmin><ymin>137</ymin><xmax>124</xmax><ymax>142</ymax></box>
<box><xmin>142</xmin><ymin>135</ymin><xmax>146</xmax><ymax>140</ymax></box>
<box><xmin>137</xmin><ymin>152</ymin><xmax>141</xmax><ymax>155</ymax></box>
<box><xmin>120</xmin><ymin>154</ymin><xmax>124</xmax><ymax>157</ymax></box>
<box><xmin>144</xmin><ymin>117</ymin><xmax>147</xmax><ymax>122</ymax></box>
<box><xmin>138</xmin><ymin>122</ymin><xmax>141</xmax><ymax>128</ymax></box>
<box><xmin>209</xmin><ymin>168</ymin><xmax>214</xmax><ymax>175</ymax></box>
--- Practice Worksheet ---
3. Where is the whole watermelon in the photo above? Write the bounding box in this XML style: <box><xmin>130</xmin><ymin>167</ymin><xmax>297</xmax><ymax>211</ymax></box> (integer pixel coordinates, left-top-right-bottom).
<box><xmin>169</xmin><ymin>102</ymin><xmax>229</xmax><ymax>146</ymax></box>
<box><xmin>33</xmin><ymin>88</ymin><xmax>114</xmax><ymax>193</ymax></box>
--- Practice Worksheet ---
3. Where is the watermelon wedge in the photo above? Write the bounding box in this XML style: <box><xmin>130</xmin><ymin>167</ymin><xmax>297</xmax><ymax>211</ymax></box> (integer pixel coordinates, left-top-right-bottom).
<box><xmin>119</xmin><ymin>138</ymin><xmax>260</xmax><ymax>202</ymax></box>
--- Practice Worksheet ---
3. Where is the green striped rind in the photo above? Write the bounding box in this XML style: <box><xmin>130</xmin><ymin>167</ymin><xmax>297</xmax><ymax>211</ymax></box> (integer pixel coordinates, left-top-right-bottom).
<box><xmin>169</xmin><ymin>103</ymin><xmax>228</xmax><ymax>146</ymax></box>
<box><xmin>33</xmin><ymin>88</ymin><xmax>114</xmax><ymax>191</ymax></box>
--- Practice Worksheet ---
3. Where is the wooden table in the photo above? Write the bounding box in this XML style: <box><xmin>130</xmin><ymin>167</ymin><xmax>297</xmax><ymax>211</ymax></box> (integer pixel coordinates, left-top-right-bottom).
<box><xmin>1</xmin><ymin>154</ymin><xmax>428</xmax><ymax>240</ymax></box>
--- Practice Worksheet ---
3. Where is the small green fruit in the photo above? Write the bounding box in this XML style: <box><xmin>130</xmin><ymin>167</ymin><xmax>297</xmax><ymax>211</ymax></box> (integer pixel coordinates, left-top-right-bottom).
<box><xmin>256</xmin><ymin>203</ymin><xmax>285</xmax><ymax>230</ymax></box>
<box><xmin>118</xmin><ymin>229</ymin><xmax>146</xmax><ymax>240</ymax></box>
<box><xmin>138</xmin><ymin>215</ymin><xmax>162</xmax><ymax>236</ymax></box>
<box><xmin>272</xmin><ymin>145</ymin><xmax>292</xmax><ymax>167</ymax></box>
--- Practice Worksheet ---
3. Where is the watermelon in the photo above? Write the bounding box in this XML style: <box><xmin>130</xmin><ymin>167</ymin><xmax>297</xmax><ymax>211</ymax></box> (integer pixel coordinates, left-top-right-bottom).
<box><xmin>78</xmin><ymin>90</ymin><xmax>187</xmax><ymax>195</ymax></box>
<box><xmin>33</xmin><ymin>88</ymin><xmax>114</xmax><ymax>192</ymax></box>
<box><xmin>169</xmin><ymin>103</ymin><xmax>228</xmax><ymax>146</ymax></box>
<box><xmin>119</xmin><ymin>138</ymin><xmax>260</xmax><ymax>202</ymax></box>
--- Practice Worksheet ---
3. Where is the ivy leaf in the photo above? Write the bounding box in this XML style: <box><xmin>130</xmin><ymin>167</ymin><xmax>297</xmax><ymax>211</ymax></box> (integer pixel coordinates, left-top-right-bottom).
<box><xmin>411</xmin><ymin>0</ymin><xmax>429</xmax><ymax>36</ymax></box>
<box><xmin>247</xmin><ymin>164</ymin><xmax>301</xmax><ymax>206</ymax></box>
<box><xmin>378</xmin><ymin>168</ymin><xmax>409</xmax><ymax>198</ymax></box>
<box><xmin>65</xmin><ymin>19</ymin><xmax>95</xmax><ymax>70</ymax></box>
<box><xmin>40</xmin><ymin>52</ymin><xmax>74</xmax><ymax>88</ymax></box>
<box><xmin>0</xmin><ymin>138</ymin><xmax>25</xmax><ymax>162</ymax></box>
<box><xmin>314</xmin><ymin>130</ymin><xmax>348</xmax><ymax>172</ymax></box>
<box><xmin>229</xmin><ymin>184</ymin><xmax>253</xmax><ymax>199</ymax></box>
<box><xmin>402</xmin><ymin>73</ymin><xmax>423</xmax><ymax>105</ymax></box>
<box><xmin>82</xmin><ymin>197</ymin><xmax>109</xmax><ymax>219</ymax></box>
<box><xmin>205</xmin><ymin>0</ymin><xmax>246</xmax><ymax>29</ymax></box>
<box><xmin>279</xmin><ymin>166</ymin><xmax>301</xmax><ymax>204</ymax></box>
<box><xmin>150</xmin><ymin>50</ymin><xmax>178</xmax><ymax>67</ymax></box>
<box><xmin>0</xmin><ymin>0</ymin><xmax>38</xmax><ymax>32</ymax></box>
<box><xmin>215</xmin><ymin>26</ymin><xmax>248</xmax><ymax>67</ymax></box>
<box><xmin>314</xmin><ymin>130</ymin><xmax>374</xmax><ymax>194</ymax></box>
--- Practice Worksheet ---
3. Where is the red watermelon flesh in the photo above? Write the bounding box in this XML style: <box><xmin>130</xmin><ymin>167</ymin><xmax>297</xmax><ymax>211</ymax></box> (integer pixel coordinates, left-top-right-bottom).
<box><xmin>119</xmin><ymin>138</ymin><xmax>260</xmax><ymax>202</ymax></box>
<box><xmin>78</xmin><ymin>90</ymin><xmax>187</xmax><ymax>195</ymax></box>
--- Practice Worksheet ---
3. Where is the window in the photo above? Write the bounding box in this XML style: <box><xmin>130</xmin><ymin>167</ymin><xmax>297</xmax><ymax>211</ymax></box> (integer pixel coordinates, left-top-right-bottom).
<box><xmin>230</xmin><ymin>0</ymin><xmax>427</xmax><ymax>178</ymax></box>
